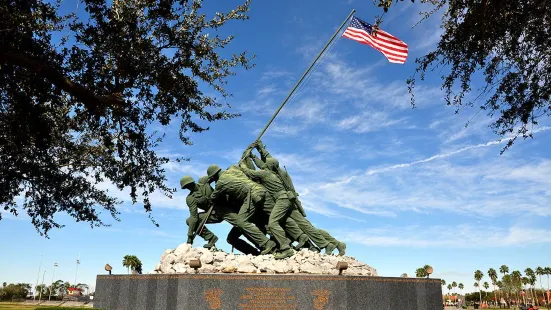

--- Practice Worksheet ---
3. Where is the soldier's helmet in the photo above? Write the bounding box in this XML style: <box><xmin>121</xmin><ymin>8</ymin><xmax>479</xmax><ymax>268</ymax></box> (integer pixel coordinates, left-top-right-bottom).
<box><xmin>207</xmin><ymin>164</ymin><xmax>222</xmax><ymax>179</ymax></box>
<box><xmin>197</xmin><ymin>175</ymin><xmax>210</xmax><ymax>185</ymax></box>
<box><xmin>265</xmin><ymin>158</ymin><xmax>279</xmax><ymax>170</ymax></box>
<box><xmin>180</xmin><ymin>175</ymin><xmax>194</xmax><ymax>189</ymax></box>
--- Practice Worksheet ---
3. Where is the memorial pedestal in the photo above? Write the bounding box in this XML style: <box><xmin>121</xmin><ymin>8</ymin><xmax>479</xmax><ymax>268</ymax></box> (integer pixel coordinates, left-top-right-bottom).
<box><xmin>93</xmin><ymin>273</ymin><xmax>442</xmax><ymax>310</ymax></box>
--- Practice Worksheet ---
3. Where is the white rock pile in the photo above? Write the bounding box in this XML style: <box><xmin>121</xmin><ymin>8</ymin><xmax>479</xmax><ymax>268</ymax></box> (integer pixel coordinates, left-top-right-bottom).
<box><xmin>152</xmin><ymin>243</ymin><xmax>377</xmax><ymax>276</ymax></box>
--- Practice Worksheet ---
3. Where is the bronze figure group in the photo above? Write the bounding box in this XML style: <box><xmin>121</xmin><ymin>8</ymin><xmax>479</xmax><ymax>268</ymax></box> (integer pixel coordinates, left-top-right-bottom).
<box><xmin>180</xmin><ymin>140</ymin><xmax>346</xmax><ymax>259</ymax></box>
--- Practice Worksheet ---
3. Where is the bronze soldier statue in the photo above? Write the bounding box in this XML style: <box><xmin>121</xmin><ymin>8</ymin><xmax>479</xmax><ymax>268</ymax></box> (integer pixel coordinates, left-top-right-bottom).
<box><xmin>251</xmin><ymin>140</ymin><xmax>347</xmax><ymax>256</ymax></box>
<box><xmin>179</xmin><ymin>140</ymin><xmax>346</xmax><ymax>257</ymax></box>
<box><xmin>238</xmin><ymin>150</ymin><xmax>306</xmax><ymax>259</ymax></box>
<box><xmin>206</xmin><ymin>164</ymin><xmax>278</xmax><ymax>255</ymax></box>
<box><xmin>180</xmin><ymin>175</ymin><xmax>220</xmax><ymax>249</ymax></box>
<box><xmin>181</xmin><ymin>175</ymin><xmax>264</xmax><ymax>255</ymax></box>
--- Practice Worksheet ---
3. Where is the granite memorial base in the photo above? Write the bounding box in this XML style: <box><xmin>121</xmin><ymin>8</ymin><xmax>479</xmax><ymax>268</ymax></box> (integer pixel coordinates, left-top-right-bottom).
<box><xmin>94</xmin><ymin>273</ymin><xmax>442</xmax><ymax>310</ymax></box>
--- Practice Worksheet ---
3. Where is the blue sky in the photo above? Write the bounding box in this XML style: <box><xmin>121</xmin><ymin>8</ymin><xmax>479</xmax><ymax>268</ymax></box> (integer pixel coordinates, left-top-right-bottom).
<box><xmin>2</xmin><ymin>0</ymin><xmax>551</xmax><ymax>294</ymax></box>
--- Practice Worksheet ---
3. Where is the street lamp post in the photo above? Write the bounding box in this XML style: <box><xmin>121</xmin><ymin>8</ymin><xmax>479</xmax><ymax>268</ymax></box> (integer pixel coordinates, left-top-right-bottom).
<box><xmin>38</xmin><ymin>270</ymin><xmax>46</xmax><ymax>301</ymax></box>
<box><xmin>48</xmin><ymin>263</ymin><xmax>58</xmax><ymax>301</ymax></box>
<box><xmin>74</xmin><ymin>254</ymin><xmax>80</xmax><ymax>286</ymax></box>
<box><xmin>33</xmin><ymin>255</ymin><xmax>43</xmax><ymax>301</ymax></box>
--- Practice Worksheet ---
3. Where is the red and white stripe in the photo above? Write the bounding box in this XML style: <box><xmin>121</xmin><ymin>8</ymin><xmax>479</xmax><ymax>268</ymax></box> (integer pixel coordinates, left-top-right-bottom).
<box><xmin>342</xmin><ymin>27</ymin><xmax>408</xmax><ymax>64</ymax></box>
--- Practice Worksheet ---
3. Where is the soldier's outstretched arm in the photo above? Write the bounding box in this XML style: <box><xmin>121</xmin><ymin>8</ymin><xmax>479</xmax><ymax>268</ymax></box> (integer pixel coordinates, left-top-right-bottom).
<box><xmin>238</xmin><ymin>160</ymin><xmax>266</xmax><ymax>181</ymax></box>
<box><xmin>241</xmin><ymin>156</ymin><xmax>256</xmax><ymax>170</ymax></box>
<box><xmin>255</xmin><ymin>140</ymin><xmax>273</xmax><ymax>161</ymax></box>
<box><xmin>240</xmin><ymin>141</ymin><xmax>258</xmax><ymax>161</ymax></box>
<box><xmin>251</xmin><ymin>153</ymin><xmax>266</xmax><ymax>169</ymax></box>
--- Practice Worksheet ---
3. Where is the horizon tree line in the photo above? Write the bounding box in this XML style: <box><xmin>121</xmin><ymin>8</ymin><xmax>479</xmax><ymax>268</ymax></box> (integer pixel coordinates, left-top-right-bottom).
<box><xmin>417</xmin><ymin>265</ymin><xmax>551</xmax><ymax>306</ymax></box>
<box><xmin>0</xmin><ymin>281</ymin><xmax>90</xmax><ymax>301</ymax></box>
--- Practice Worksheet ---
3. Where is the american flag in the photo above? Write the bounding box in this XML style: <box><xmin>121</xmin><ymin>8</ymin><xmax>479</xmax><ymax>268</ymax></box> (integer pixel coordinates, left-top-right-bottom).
<box><xmin>342</xmin><ymin>16</ymin><xmax>408</xmax><ymax>64</ymax></box>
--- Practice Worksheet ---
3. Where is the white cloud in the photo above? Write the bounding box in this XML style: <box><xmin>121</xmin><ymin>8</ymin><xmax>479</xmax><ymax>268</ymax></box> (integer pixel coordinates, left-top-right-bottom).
<box><xmin>307</xmin><ymin>57</ymin><xmax>442</xmax><ymax>110</ymax></box>
<box><xmin>98</xmin><ymin>227</ymin><xmax>183</xmax><ymax>240</ymax></box>
<box><xmin>291</xmin><ymin>127</ymin><xmax>551</xmax><ymax>219</ymax></box>
<box><xmin>337</xmin><ymin>225</ymin><xmax>551</xmax><ymax>248</ymax></box>
<box><xmin>335</xmin><ymin>110</ymin><xmax>409</xmax><ymax>133</ymax></box>
<box><xmin>257</xmin><ymin>85</ymin><xmax>279</xmax><ymax>96</ymax></box>
<box><xmin>364</xmin><ymin>139</ymin><xmax>503</xmax><ymax>175</ymax></box>
<box><xmin>162</xmin><ymin>161</ymin><xmax>205</xmax><ymax>178</ymax></box>
<box><xmin>413</xmin><ymin>27</ymin><xmax>444</xmax><ymax>52</ymax></box>
<box><xmin>261</xmin><ymin>70</ymin><xmax>292</xmax><ymax>81</ymax></box>
<box><xmin>311</xmin><ymin>136</ymin><xmax>347</xmax><ymax>153</ymax></box>
<box><xmin>0</xmin><ymin>209</ymin><xmax>28</xmax><ymax>221</ymax></box>
<box><xmin>266</xmin><ymin>124</ymin><xmax>302</xmax><ymax>136</ymax></box>
<box><xmin>280</xmin><ymin>98</ymin><xmax>330</xmax><ymax>123</ymax></box>
<box><xmin>296</xmin><ymin>39</ymin><xmax>325</xmax><ymax>60</ymax></box>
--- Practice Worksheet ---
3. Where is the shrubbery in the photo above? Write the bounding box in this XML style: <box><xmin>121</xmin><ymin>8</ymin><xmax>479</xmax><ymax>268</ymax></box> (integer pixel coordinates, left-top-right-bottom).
<box><xmin>0</xmin><ymin>283</ymin><xmax>31</xmax><ymax>300</ymax></box>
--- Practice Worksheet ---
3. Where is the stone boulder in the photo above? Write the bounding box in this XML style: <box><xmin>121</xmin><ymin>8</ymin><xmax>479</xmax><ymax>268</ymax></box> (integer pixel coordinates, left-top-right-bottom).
<box><xmin>152</xmin><ymin>243</ymin><xmax>377</xmax><ymax>276</ymax></box>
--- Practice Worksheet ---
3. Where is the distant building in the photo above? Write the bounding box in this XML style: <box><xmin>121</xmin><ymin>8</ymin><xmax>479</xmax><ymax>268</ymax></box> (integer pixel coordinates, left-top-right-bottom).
<box><xmin>67</xmin><ymin>287</ymin><xmax>83</xmax><ymax>296</ymax></box>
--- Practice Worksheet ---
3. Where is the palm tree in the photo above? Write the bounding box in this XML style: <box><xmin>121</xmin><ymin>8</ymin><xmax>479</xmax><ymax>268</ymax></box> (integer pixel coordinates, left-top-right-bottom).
<box><xmin>122</xmin><ymin>255</ymin><xmax>143</xmax><ymax>274</ymax></box>
<box><xmin>123</xmin><ymin>255</ymin><xmax>132</xmax><ymax>274</ymax></box>
<box><xmin>488</xmin><ymin>268</ymin><xmax>498</xmax><ymax>305</ymax></box>
<box><xmin>528</xmin><ymin>274</ymin><xmax>537</xmax><ymax>306</ymax></box>
<box><xmin>441</xmin><ymin>279</ymin><xmax>446</xmax><ymax>286</ymax></box>
<box><xmin>452</xmin><ymin>281</ymin><xmax>457</xmax><ymax>295</ymax></box>
<box><xmin>511</xmin><ymin>271</ymin><xmax>522</xmax><ymax>302</ymax></box>
<box><xmin>415</xmin><ymin>267</ymin><xmax>427</xmax><ymax>278</ymax></box>
<box><xmin>496</xmin><ymin>280</ymin><xmax>503</xmax><ymax>304</ymax></box>
<box><xmin>545</xmin><ymin>267</ymin><xmax>551</xmax><ymax>293</ymax></box>
<box><xmin>458</xmin><ymin>283</ymin><xmax>464</xmax><ymax>305</ymax></box>
<box><xmin>536</xmin><ymin>267</ymin><xmax>546</xmax><ymax>305</ymax></box>
<box><xmin>423</xmin><ymin>265</ymin><xmax>433</xmax><ymax>278</ymax></box>
<box><xmin>474</xmin><ymin>282</ymin><xmax>480</xmax><ymax>303</ymax></box>
<box><xmin>521</xmin><ymin>277</ymin><xmax>530</xmax><ymax>304</ymax></box>
<box><xmin>525</xmin><ymin>268</ymin><xmax>537</xmax><ymax>306</ymax></box>
<box><xmin>484</xmin><ymin>282</ymin><xmax>489</xmax><ymax>299</ymax></box>
<box><xmin>447</xmin><ymin>284</ymin><xmax>452</xmax><ymax>300</ymax></box>
<box><xmin>500</xmin><ymin>265</ymin><xmax>509</xmax><ymax>279</ymax></box>
<box><xmin>475</xmin><ymin>270</ymin><xmax>484</xmax><ymax>305</ymax></box>
<box><xmin>500</xmin><ymin>266</ymin><xmax>510</xmax><ymax>306</ymax></box>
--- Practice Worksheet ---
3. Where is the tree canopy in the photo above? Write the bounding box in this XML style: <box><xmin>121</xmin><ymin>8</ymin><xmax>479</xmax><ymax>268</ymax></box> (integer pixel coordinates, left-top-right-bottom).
<box><xmin>378</xmin><ymin>0</ymin><xmax>551</xmax><ymax>151</ymax></box>
<box><xmin>415</xmin><ymin>267</ymin><xmax>427</xmax><ymax>278</ymax></box>
<box><xmin>0</xmin><ymin>0</ymin><xmax>253</xmax><ymax>236</ymax></box>
<box><xmin>0</xmin><ymin>283</ymin><xmax>31</xmax><ymax>300</ymax></box>
<box><xmin>415</xmin><ymin>265</ymin><xmax>432</xmax><ymax>278</ymax></box>
<box><xmin>50</xmin><ymin>280</ymin><xmax>71</xmax><ymax>298</ymax></box>
<box><xmin>122</xmin><ymin>254</ymin><xmax>143</xmax><ymax>274</ymax></box>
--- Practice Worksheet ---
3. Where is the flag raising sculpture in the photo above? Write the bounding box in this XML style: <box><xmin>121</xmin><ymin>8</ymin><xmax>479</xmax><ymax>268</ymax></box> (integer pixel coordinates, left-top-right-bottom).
<box><xmin>343</xmin><ymin>16</ymin><xmax>409</xmax><ymax>64</ymax></box>
<box><xmin>186</xmin><ymin>10</ymin><xmax>411</xmax><ymax>258</ymax></box>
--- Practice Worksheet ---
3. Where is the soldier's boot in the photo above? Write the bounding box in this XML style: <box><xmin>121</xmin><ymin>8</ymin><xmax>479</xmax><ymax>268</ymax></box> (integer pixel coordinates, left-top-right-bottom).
<box><xmin>336</xmin><ymin>242</ymin><xmax>347</xmax><ymax>256</ymax></box>
<box><xmin>232</xmin><ymin>240</ymin><xmax>260</xmax><ymax>256</ymax></box>
<box><xmin>203</xmin><ymin>236</ymin><xmax>219</xmax><ymax>250</ymax></box>
<box><xmin>274</xmin><ymin>248</ymin><xmax>294</xmax><ymax>260</ymax></box>
<box><xmin>324</xmin><ymin>243</ymin><xmax>336</xmax><ymax>255</ymax></box>
<box><xmin>260</xmin><ymin>240</ymin><xmax>277</xmax><ymax>255</ymax></box>
<box><xmin>293</xmin><ymin>234</ymin><xmax>309</xmax><ymax>250</ymax></box>
<box><xmin>308</xmin><ymin>242</ymin><xmax>320</xmax><ymax>253</ymax></box>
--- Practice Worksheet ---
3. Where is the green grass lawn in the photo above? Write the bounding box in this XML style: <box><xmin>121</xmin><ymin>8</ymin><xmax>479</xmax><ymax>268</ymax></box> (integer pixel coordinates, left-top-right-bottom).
<box><xmin>0</xmin><ymin>303</ymin><xmax>92</xmax><ymax>310</ymax></box>
<box><xmin>459</xmin><ymin>307</ymin><xmax>551</xmax><ymax>310</ymax></box>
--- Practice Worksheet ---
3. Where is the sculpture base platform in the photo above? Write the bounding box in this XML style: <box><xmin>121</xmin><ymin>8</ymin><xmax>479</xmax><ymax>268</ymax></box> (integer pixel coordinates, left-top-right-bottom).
<box><xmin>93</xmin><ymin>273</ymin><xmax>442</xmax><ymax>310</ymax></box>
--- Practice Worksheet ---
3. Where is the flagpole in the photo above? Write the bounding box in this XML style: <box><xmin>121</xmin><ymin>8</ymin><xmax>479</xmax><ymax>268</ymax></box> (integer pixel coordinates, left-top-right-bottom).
<box><xmin>248</xmin><ymin>9</ymin><xmax>356</xmax><ymax>146</ymax></box>
<box><xmin>199</xmin><ymin>10</ymin><xmax>355</xmax><ymax>238</ymax></box>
